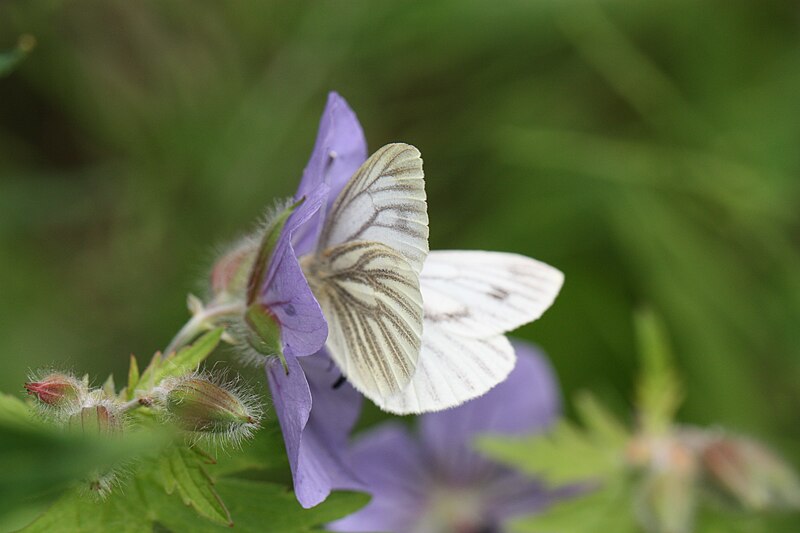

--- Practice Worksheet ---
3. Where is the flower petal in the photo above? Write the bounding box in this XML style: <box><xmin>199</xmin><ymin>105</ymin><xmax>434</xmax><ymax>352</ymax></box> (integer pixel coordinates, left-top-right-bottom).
<box><xmin>328</xmin><ymin>423</ymin><xmax>429</xmax><ymax>532</ymax></box>
<box><xmin>418</xmin><ymin>341</ymin><xmax>560</xmax><ymax>480</ymax></box>
<box><xmin>261</xmin><ymin>186</ymin><xmax>329</xmax><ymax>358</ymax></box>
<box><xmin>266</xmin><ymin>350</ymin><xmax>363</xmax><ymax>509</ymax></box>
<box><xmin>480</xmin><ymin>469</ymin><xmax>570</xmax><ymax>522</ymax></box>
<box><xmin>293</xmin><ymin>91</ymin><xmax>368</xmax><ymax>257</ymax></box>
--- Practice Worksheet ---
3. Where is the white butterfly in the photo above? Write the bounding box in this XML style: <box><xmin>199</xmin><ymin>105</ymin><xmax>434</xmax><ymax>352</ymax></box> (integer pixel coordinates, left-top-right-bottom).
<box><xmin>303</xmin><ymin>142</ymin><xmax>563</xmax><ymax>412</ymax></box>
<box><xmin>303</xmin><ymin>143</ymin><xmax>429</xmax><ymax>402</ymax></box>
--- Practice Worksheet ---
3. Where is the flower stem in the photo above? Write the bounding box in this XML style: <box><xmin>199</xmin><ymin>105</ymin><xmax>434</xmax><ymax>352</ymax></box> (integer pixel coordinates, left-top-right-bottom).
<box><xmin>164</xmin><ymin>301</ymin><xmax>243</xmax><ymax>355</ymax></box>
<box><xmin>119</xmin><ymin>396</ymin><xmax>153</xmax><ymax>413</ymax></box>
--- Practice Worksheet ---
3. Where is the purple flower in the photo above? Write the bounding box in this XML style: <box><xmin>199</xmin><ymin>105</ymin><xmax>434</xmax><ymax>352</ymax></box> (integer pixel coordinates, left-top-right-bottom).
<box><xmin>229</xmin><ymin>90</ymin><xmax>561</xmax><ymax>509</ymax></box>
<box><xmin>328</xmin><ymin>342</ymin><xmax>571</xmax><ymax>533</ymax></box>
<box><xmin>249</xmin><ymin>92</ymin><xmax>366</xmax><ymax>361</ymax></box>
<box><xmin>263</xmin><ymin>92</ymin><xmax>368</xmax><ymax>508</ymax></box>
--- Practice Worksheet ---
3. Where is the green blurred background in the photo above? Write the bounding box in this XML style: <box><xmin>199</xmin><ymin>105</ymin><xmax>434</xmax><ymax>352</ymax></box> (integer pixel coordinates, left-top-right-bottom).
<box><xmin>1</xmin><ymin>0</ymin><xmax>799</xmax><ymax>471</ymax></box>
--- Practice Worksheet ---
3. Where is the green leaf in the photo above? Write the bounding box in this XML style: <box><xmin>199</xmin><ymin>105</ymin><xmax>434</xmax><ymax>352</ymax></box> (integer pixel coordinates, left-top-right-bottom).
<box><xmin>149</xmin><ymin>479</ymin><xmax>368</xmax><ymax>533</ymax></box>
<box><xmin>477</xmin><ymin>394</ymin><xmax>636</xmax><ymax>533</ymax></box>
<box><xmin>19</xmin><ymin>489</ymin><xmax>150</xmax><ymax>533</ymax></box>
<box><xmin>209</xmin><ymin>425</ymin><xmax>289</xmax><ymax>477</ymax></box>
<box><xmin>126</xmin><ymin>354</ymin><xmax>140</xmax><ymax>401</ymax></box>
<box><xmin>0</xmin><ymin>392</ymin><xmax>38</xmax><ymax>428</ymax></box>
<box><xmin>574</xmin><ymin>392</ymin><xmax>629</xmax><ymax>450</ymax></box>
<box><xmin>161</xmin><ymin>328</ymin><xmax>223</xmax><ymax>376</ymax></box>
<box><xmin>634</xmin><ymin>308</ymin><xmax>683</xmax><ymax>434</ymax></box>
<box><xmin>478</xmin><ymin>393</ymin><xmax>629</xmax><ymax>485</ymax></box>
<box><xmin>510</xmin><ymin>478</ymin><xmax>638</xmax><ymax>533</ymax></box>
<box><xmin>694</xmin><ymin>505</ymin><xmax>800</xmax><ymax>533</ymax></box>
<box><xmin>21</xmin><ymin>473</ymin><xmax>368</xmax><ymax>532</ymax></box>
<box><xmin>159</xmin><ymin>446</ymin><xmax>232</xmax><ymax>527</ymax></box>
<box><xmin>0</xmin><ymin>401</ymin><xmax>166</xmax><ymax>523</ymax></box>
<box><xmin>479</xmin><ymin>421</ymin><xmax>618</xmax><ymax>485</ymax></box>
<box><xmin>138</xmin><ymin>328</ymin><xmax>223</xmax><ymax>391</ymax></box>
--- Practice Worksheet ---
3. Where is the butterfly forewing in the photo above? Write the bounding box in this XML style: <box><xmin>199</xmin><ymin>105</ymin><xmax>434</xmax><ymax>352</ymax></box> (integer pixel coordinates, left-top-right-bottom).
<box><xmin>317</xmin><ymin>143</ymin><xmax>429</xmax><ymax>274</ymax></box>
<box><xmin>308</xmin><ymin>241</ymin><xmax>424</xmax><ymax>400</ymax></box>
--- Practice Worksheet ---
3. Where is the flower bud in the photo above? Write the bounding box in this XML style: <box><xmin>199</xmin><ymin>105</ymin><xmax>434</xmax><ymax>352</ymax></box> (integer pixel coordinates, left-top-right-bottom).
<box><xmin>702</xmin><ymin>436</ymin><xmax>800</xmax><ymax>510</ymax></box>
<box><xmin>25</xmin><ymin>373</ymin><xmax>84</xmax><ymax>411</ymax></box>
<box><xmin>68</xmin><ymin>403</ymin><xmax>122</xmax><ymax>437</ymax></box>
<box><xmin>210</xmin><ymin>240</ymin><xmax>257</xmax><ymax>298</ymax></box>
<box><xmin>635</xmin><ymin>466</ymin><xmax>697</xmax><ymax>533</ymax></box>
<box><xmin>629</xmin><ymin>435</ymin><xmax>698</xmax><ymax>533</ymax></box>
<box><xmin>162</xmin><ymin>375</ymin><xmax>260</xmax><ymax>445</ymax></box>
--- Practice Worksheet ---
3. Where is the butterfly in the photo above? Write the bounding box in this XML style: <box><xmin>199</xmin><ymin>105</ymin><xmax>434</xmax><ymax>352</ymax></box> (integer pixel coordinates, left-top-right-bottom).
<box><xmin>301</xmin><ymin>142</ymin><xmax>563</xmax><ymax>412</ymax></box>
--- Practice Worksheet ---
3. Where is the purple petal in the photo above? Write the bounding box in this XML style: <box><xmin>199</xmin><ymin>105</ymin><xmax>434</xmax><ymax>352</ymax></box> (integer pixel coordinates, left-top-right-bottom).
<box><xmin>293</xmin><ymin>92</ymin><xmax>368</xmax><ymax>257</ymax></box>
<box><xmin>418</xmin><ymin>341</ymin><xmax>561</xmax><ymax>480</ymax></box>
<box><xmin>480</xmin><ymin>469</ymin><xmax>564</xmax><ymax>522</ymax></box>
<box><xmin>328</xmin><ymin>423</ymin><xmax>430</xmax><ymax>532</ymax></box>
<box><xmin>261</xmin><ymin>186</ymin><xmax>329</xmax><ymax>358</ymax></box>
<box><xmin>300</xmin><ymin>352</ymin><xmax>364</xmax><ymax>491</ymax></box>
<box><xmin>266</xmin><ymin>350</ymin><xmax>363</xmax><ymax>509</ymax></box>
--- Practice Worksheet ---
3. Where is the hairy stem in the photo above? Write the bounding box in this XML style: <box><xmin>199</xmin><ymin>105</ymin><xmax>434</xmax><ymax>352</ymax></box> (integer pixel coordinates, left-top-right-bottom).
<box><xmin>119</xmin><ymin>396</ymin><xmax>153</xmax><ymax>413</ymax></box>
<box><xmin>164</xmin><ymin>301</ymin><xmax>243</xmax><ymax>355</ymax></box>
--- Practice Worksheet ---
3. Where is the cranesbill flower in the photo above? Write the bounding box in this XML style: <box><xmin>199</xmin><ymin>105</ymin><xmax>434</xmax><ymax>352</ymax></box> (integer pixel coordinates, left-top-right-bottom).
<box><xmin>260</xmin><ymin>93</ymin><xmax>369</xmax><ymax>508</ymax></box>
<box><xmin>275</xmin><ymin>95</ymin><xmax>564</xmax><ymax>416</ymax></box>
<box><xmin>267</xmin><ymin>92</ymin><xmax>563</xmax><ymax>417</ymax></box>
<box><xmin>258</xmin><ymin>93</ymin><xmax>560</xmax><ymax>507</ymax></box>
<box><xmin>184</xmin><ymin>91</ymin><xmax>562</xmax><ymax>508</ymax></box>
<box><xmin>328</xmin><ymin>342</ymin><xmax>572</xmax><ymax>533</ymax></box>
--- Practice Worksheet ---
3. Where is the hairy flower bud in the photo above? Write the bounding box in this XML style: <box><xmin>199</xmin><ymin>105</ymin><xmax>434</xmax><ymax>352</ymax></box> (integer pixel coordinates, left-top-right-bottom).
<box><xmin>161</xmin><ymin>374</ymin><xmax>261</xmax><ymax>446</ymax></box>
<box><xmin>635</xmin><ymin>466</ymin><xmax>697</xmax><ymax>533</ymax></box>
<box><xmin>702</xmin><ymin>436</ymin><xmax>800</xmax><ymax>510</ymax></box>
<box><xmin>629</xmin><ymin>435</ymin><xmax>698</xmax><ymax>533</ymax></box>
<box><xmin>211</xmin><ymin>239</ymin><xmax>257</xmax><ymax>298</ymax></box>
<box><xmin>25</xmin><ymin>372</ymin><xmax>84</xmax><ymax>412</ymax></box>
<box><xmin>68</xmin><ymin>403</ymin><xmax>123</xmax><ymax>436</ymax></box>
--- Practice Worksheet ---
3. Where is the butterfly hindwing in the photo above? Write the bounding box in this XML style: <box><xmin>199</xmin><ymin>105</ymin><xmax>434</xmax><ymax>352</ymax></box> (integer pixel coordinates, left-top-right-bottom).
<box><xmin>377</xmin><ymin>331</ymin><xmax>515</xmax><ymax>414</ymax></box>
<box><xmin>308</xmin><ymin>241</ymin><xmax>424</xmax><ymax>400</ymax></box>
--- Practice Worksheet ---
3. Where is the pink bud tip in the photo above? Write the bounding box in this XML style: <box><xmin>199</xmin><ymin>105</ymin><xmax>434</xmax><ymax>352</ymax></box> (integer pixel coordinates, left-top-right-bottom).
<box><xmin>24</xmin><ymin>373</ymin><xmax>82</xmax><ymax>408</ymax></box>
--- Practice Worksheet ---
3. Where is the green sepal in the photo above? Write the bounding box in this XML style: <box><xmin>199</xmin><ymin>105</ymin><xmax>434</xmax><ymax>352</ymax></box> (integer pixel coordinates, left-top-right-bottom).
<box><xmin>245</xmin><ymin>197</ymin><xmax>305</xmax><ymax>305</ymax></box>
<box><xmin>126</xmin><ymin>355</ymin><xmax>140</xmax><ymax>401</ymax></box>
<box><xmin>244</xmin><ymin>303</ymin><xmax>286</xmax><ymax>371</ymax></box>
<box><xmin>101</xmin><ymin>374</ymin><xmax>115</xmax><ymax>397</ymax></box>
